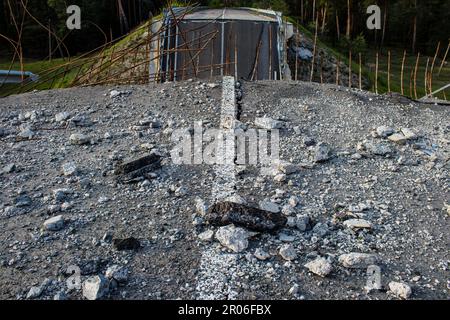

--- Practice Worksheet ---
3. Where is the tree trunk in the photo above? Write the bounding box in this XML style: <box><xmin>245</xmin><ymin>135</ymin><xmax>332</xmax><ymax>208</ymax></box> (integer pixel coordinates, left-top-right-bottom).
<box><xmin>412</xmin><ymin>0</ymin><xmax>417</xmax><ymax>53</ymax></box>
<box><xmin>412</xmin><ymin>17</ymin><xmax>417</xmax><ymax>53</ymax></box>
<box><xmin>381</xmin><ymin>0</ymin><xmax>388</xmax><ymax>49</ymax></box>
<box><xmin>321</xmin><ymin>4</ymin><xmax>327</xmax><ymax>34</ymax></box>
<box><xmin>301</xmin><ymin>0</ymin><xmax>304</xmax><ymax>24</ymax></box>
<box><xmin>117</xmin><ymin>0</ymin><xmax>129</xmax><ymax>34</ymax></box>
<box><xmin>312</xmin><ymin>0</ymin><xmax>316</xmax><ymax>24</ymax></box>
<box><xmin>346</xmin><ymin>0</ymin><xmax>351</xmax><ymax>38</ymax></box>
<box><xmin>336</xmin><ymin>11</ymin><xmax>340</xmax><ymax>41</ymax></box>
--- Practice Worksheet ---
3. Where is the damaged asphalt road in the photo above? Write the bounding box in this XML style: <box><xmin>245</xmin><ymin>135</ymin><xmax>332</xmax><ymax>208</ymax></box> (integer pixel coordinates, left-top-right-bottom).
<box><xmin>0</xmin><ymin>78</ymin><xmax>448</xmax><ymax>300</ymax></box>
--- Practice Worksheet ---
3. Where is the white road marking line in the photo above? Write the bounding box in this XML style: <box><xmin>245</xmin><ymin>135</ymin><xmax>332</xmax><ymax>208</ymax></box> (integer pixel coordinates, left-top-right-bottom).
<box><xmin>196</xmin><ymin>76</ymin><xmax>241</xmax><ymax>300</ymax></box>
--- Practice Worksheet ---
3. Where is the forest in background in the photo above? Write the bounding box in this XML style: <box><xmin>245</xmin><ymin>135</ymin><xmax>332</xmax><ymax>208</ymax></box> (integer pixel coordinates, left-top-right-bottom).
<box><xmin>1</xmin><ymin>0</ymin><xmax>449</xmax><ymax>59</ymax></box>
<box><xmin>0</xmin><ymin>0</ymin><xmax>448</xmax><ymax>100</ymax></box>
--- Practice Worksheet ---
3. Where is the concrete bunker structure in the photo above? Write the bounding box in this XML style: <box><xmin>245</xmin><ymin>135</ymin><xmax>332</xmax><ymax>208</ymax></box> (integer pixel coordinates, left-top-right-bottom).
<box><xmin>149</xmin><ymin>7</ymin><xmax>294</xmax><ymax>82</ymax></box>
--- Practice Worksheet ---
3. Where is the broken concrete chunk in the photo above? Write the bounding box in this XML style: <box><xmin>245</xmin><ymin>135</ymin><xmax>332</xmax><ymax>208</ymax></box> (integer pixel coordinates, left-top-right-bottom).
<box><xmin>55</xmin><ymin>112</ymin><xmax>71</xmax><ymax>122</ymax></box>
<box><xmin>198</xmin><ymin>229</ymin><xmax>214</xmax><ymax>242</ymax></box>
<box><xmin>69</xmin><ymin>133</ymin><xmax>90</xmax><ymax>145</ymax></box>
<box><xmin>388</xmin><ymin>281</ymin><xmax>412</xmax><ymax>299</ymax></box>
<box><xmin>279</xmin><ymin>244</ymin><xmax>297</xmax><ymax>261</ymax></box>
<box><xmin>259</xmin><ymin>200</ymin><xmax>280</xmax><ymax>213</ymax></box>
<box><xmin>205</xmin><ymin>201</ymin><xmax>286</xmax><ymax>233</ymax></box>
<box><xmin>272</xmin><ymin>160</ymin><xmax>298</xmax><ymax>175</ymax></box>
<box><xmin>254</xmin><ymin>248</ymin><xmax>271</xmax><ymax>260</ymax></box>
<box><xmin>364</xmin><ymin>142</ymin><xmax>393</xmax><ymax>156</ymax></box>
<box><xmin>26</xmin><ymin>286</ymin><xmax>44</xmax><ymax>299</ymax></box>
<box><xmin>281</xmin><ymin>205</ymin><xmax>295</xmax><ymax>216</ymax></box>
<box><xmin>314</xmin><ymin>143</ymin><xmax>331</xmax><ymax>162</ymax></box>
<box><xmin>376</xmin><ymin>126</ymin><xmax>395</xmax><ymax>138</ymax></box>
<box><xmin>365</xmin><ymin>265</ymin><xmax>382</xmax><ymax>292</ymax></box>
<box><xmin>53</xmin><ymin>188</ymin><xmax>72</xmax><ymax>203</ymax></box>
<box><xmin>296</xmin><ymin>215</ymin><xmax>311</xmax><ymax>232</ymax></box>
<box><xmin>273</xmin><ymin>173</ymin><xmax>287</xmax><ymax>182</ymax></box>
<box><xmin>215</xmin><ymin>224</ymin><xmax>249</xmax><ymax>253</ymax></box>
<box><xmin>304</xmin><ymin>257</ymin><xmax>333</xmax><ymax>277</ymax></box>
<box><xmin>343</xmin><ymin>218</ymin><xmax>373</xmax><ymax>230</ymax></box>
<box><xmin>18</xmin><ymin>128</ymin><xmax>35</xmax><ymax>139</ymax></box>
<box><xmin>338</xmin><ymin>252</ymin><xmax>378</xmax><ymax>268</ymax></box>
<box><xmin>15</xmin><ymin>194</ymin><xmax>31</xmax><ymax>207</ymax></box>
<box><xmin>255</xmin><ymin>117</ymin><xmax>284</xmax><ymax>129</ymax></box>
<box><xmin>225</xmin><ymin>194</ymin><xmax>247</xmax><ymax>205</ymax></box>
<box><xmin>2</xmin><ymin>163</ymin><xmax>16</xmax><ymax>174</ymax></box>
<box><xmin>43</xmin><ymin>215</ymin><xmax>65</xmax><ymax>231</ymax></box>
<box><xmin>400</xmin><ymin>128</ymin><xmax>417</xmax><ymax>140</ymax></box>
<box><xmin>62</xmin><ymin>162</ymin><xmax>78</xmax><ymax>176</ymax></box>
<box><xmin>312</xmin><ymin>222</ymin><xmax>329</xmax><ymax>237</ymax></box>
<box><xmin>109</xmin><ymin>89</ymin><xmax>131</xmax><ymax>99</ymax></box>
<box><xmin>82</xmin><ymin>275</ymin><xmax>109</xmax><ymax>300</ymax></box>
<box><xmin>288</xmin><ymin>196</ymin><xmax>299</xmax><ymax>208</ymax></box>
<box><xmin>388</xmin><ymin>133</ymin><xmax>407</xmax><ymax>144</ymax></box>
<box><xmin>105</xmin><ymin>265</ymin><xmax>128</xmax><ymax>283</ymax></box>
<box><xmin>279</xmin><ymin>233</ymin><xmax>295</xmax><ymax>242</ymax></box>
<box><xmin>195</xmin><ymin>198</ymin><xmax>208</xmax><ymax>216</ymax></box>
<box><xmin>444</xmin><ymin>203</ymin><xmax>450</xmax><ymax>216</ymax></box>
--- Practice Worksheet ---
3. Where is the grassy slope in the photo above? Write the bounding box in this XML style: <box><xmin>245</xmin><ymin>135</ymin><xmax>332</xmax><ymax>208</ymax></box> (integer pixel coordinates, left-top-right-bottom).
<box><xmin>1</xmin><ymin>13</ymin><xmax>448</xmax><ymax>100</ymax></box>
<box><xmin>0</xmin><ymin>58</ymin><xmax>86</xmax><ymax>97</ymax></box>
<box><xmin>0</xmin><ymin>20</ymin><xmax>153</xmax><ymax>97</ymax></box>
<box><xmin>365</xmin><ymin>48</ymin><xmax>449</xmax><ymax>100</ymax></box>
<box><xmin>290</xmin><ymin>17</ymin><xmax>449</xmax><ymax>100</ymax></box>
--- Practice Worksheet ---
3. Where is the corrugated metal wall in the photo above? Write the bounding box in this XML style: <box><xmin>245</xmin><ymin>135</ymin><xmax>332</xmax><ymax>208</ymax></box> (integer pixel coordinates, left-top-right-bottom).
<box><xmin>159</xmin><ymin>19</ymin><xmax>281</xmax><ymax>81</ymax></box>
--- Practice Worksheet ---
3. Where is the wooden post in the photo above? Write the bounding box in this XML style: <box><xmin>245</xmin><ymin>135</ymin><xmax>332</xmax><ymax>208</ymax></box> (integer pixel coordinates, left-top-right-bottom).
<box><xmin>438</xmin><ymin>40</ymin><xmax>450</xmax><ymax>76</ymax></box>
<box><xmin>310</xmin><ymin>15</ymin><xmax>319</xmax><ymax>82</ymax></box>
<box><xmin>320</xmin><ymin>54</ymin><xmax>323</xmax><ymax>84</ymax></box>
<box><xmin>387</xmin><ymin>50</ymin><xmax>391</xmax><ymax>92</ymax></box>
<box><xmin>358</xmin><ymin>52</ymin><xmax>362</xmax><ymax>90</ymax></box>
<box><xmin>430</xmin><ymin>41</ymin><xmax>441</xmax><ymax>94</ymax></box>
<box><xmin>413</xmin><ymin>52</ymin><xmax>420</xmax><ymax>99</ymax></box>
<box><xmin>348</xmin><ymin>50</ymin><xmax>352</xmax><ymax>88</ymax></box>
<box><xmin>375</xmin><ymin>51</ymin><xmax>379</xmax><ymax>94</ymax></box>
<box><xmin>424</xmin><ymin>57</ymin><xmax>430</xmax><ymax>95</ymax></box>
<box><xmin>336</xmin><ymin>57</ymin><xmax>340</xmax><ymax>85</ymax></box>
<box><xmin>409</xmin><ymin>67</ymin><xmax>414</xmax><ymax>98</ymax></box>
<box><xmin>400</xmin><ymin>50</ymin><xmax>406</xmax><ymax>95</ymax></box>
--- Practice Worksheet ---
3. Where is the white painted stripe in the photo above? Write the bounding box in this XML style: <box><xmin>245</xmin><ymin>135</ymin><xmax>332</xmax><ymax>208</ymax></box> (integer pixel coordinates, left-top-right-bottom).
<box><xmin>196</xmin><ymin>76</ymin><xmax>240</xmax><ymax>300</ymax></box>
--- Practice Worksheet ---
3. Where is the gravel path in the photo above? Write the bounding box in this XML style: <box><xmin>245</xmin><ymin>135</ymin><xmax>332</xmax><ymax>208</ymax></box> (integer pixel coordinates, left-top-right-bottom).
<box><xmin>0</xmin><ymin>79</ymin><xmax>448</xmax><ymax>300</ymax></box>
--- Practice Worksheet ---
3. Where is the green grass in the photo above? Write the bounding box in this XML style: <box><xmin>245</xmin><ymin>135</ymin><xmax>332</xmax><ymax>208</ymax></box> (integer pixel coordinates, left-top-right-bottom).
<box><xmin>2</xmin><ymin>15</ymin><xmax>448</xmax><ymax>101</ymax></box>
<box><xmin>0</xmin><ymin>57</ymin><xmax>84</xmax><ymax>96</ymax></box>
<box><xmin>364</xmin><ymin>48</ymin><xmax>449</xmax><ymax>100</ymax></box>
<box><xmin>289</xmin><ymin>17</ymin><xmax>449</xmax><ymax>100</ymax></box>
<box><xmin>0</xmin><ymin>57</ymin><xmax>67</xmax><ymax>74</ymax></box>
